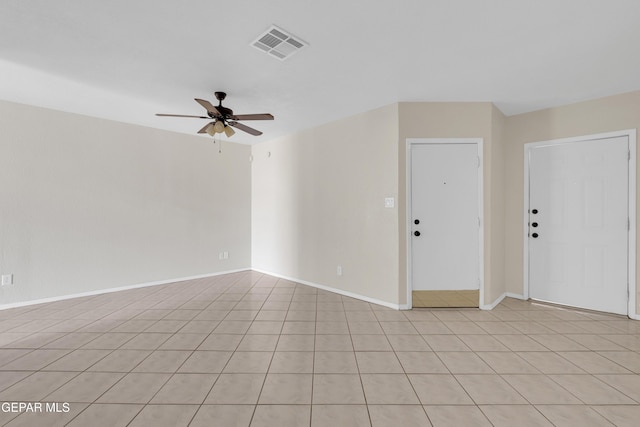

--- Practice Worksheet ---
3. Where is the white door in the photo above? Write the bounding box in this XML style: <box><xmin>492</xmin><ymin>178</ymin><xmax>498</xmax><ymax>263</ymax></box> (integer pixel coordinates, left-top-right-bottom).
<box><xmin>528</xmin><ymin>136</ymin><xmax>629</xmax><ymax>314</ymax></box>
<box><xmin>411</xmin><ymin>143</ymin><xmax>480</xmax><ymax>291</ymax></box>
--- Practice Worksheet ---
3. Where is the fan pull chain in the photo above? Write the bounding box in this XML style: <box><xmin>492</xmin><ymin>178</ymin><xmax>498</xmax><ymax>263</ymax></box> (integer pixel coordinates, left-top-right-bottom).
<box><xmin>212</xmin><ymin>134</ymin><xmax>222</xmax><ymax>154</ymax></box>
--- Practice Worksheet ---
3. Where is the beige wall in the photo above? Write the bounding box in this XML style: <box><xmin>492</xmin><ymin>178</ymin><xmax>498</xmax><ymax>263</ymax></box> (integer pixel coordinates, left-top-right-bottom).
<box><xmin>252</xmin><ymin>101</ymin><xmax>508</xmax><ymax>308</ymax></box>
<box><xmin>251</xmin><ymin>104</ymin><xmax>400</xmax><ymax>305</ymax></box>
<box><xmin>6</xmin><ymin>89</ymin><xmax>636</xmax><ymax>312</ymax></box>
<box><xmin>398</xmin><ymin>102</ymin><xmax>506</xmax><ymax>306</ymax></box>
<box><xmin>489</xmin><ymin>105</ymin><xmax>507</xmax><ymax>304</ymax></box>
<box><xmin>0</xmin><ymin>100</ymin><xmax>251</xmax><ymax>306</ymax></box>
<box><xmin>254</xmin><ymin>93</ymin><xmax>639</xmax><ymax>311</ymax></box>
<box><xmin>504</xmin><ymin>91</ymin><xmax>640</xmax><ymax>312</ymax></box>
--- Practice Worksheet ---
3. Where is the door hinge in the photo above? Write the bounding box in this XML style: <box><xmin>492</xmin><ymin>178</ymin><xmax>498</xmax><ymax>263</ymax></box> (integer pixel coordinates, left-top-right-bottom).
<box><xmin>629</xmin><ymin>150</ymin><xmax>631</xmax><ymax>161</ymax></box>
<box><xmin>628</xmin><ymin>218</ymin><xmax>631</xmax><ymax>231</ymax></box>
<box><xmin>477</xmin><ymin>156</ymin><xmax>481</xmax><ymax>168</ymax></box>
<box><xmin>478</xmin><ymin>217</ymin><xmax>481</xmax><ymax>228</ymax></box>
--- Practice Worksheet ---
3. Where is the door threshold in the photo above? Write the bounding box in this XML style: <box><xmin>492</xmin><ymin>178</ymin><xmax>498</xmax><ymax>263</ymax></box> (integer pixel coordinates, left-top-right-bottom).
<box><xmin>529</xmin><ymin>298</ymin><xmax>628</xmax><ymax>319</ymax></box>
<box><xmin>413</xmin><ymin>290</ymin><xmax>479</xmax><ymax>308</ymax></box>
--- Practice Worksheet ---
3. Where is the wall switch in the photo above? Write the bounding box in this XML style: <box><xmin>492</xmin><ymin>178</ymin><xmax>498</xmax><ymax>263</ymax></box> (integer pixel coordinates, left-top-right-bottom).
<box><xmin>384</xmin><ymin>197</ymin><xmax>395</xmax><ymax>208</ymax></box>
<box><xmin>1</xmin><ymin>274</ymin><xmax>13</xmax><ymax>286</ymax></box>
<box><xmin>223</xmin><ymin>252</ymin><xmax>229</xmax><ymax>259</ymax></box>
<box><xmin>337</xmin><ymin>265</ymin><xmax>343</xmax><ymax>276</ymax></box>
<box><xmin>218</xmin><ymin>252</ymin><xmax>224</xmax><ymax>260</ymax></box>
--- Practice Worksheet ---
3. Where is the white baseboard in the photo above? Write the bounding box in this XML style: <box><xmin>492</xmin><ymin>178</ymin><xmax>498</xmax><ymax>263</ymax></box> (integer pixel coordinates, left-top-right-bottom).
<box><xmin>480</xmin><ymin>292</ymin><xmax>506</xmax><ymax>310</ymax></box>
<box><xmin>0</xmin><ymin>268</ymin><xmax>251</xmax><ymax>311</ymax></box>
<box><xmin>479</xmin><ymin>292</ymin><xmax>527</xmax><ymax>310</ymax></box>
<box><xmin>251</xmin><ymin>268</ymin><xmax>402</xmax><ymax>310</ymax></box>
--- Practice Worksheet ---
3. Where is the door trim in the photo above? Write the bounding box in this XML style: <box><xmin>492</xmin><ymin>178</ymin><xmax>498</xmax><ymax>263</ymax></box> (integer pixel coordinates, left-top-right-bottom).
<box><xmin>523</xmin><ymin>129</ymin><xmax>637</xmax><ymax>319</ymax></box>
<box><xmin>406</xmin><ymin>138</ymin><xmax>485</xmax><ymax>309</ymax></box>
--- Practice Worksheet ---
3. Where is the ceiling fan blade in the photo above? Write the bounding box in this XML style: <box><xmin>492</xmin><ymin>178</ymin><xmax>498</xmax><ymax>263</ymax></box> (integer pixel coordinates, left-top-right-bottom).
<box><xmin>156</xmin><ymin>113</ymin><xmax>209</xmax><ymax>119</ymax></box>
<box><xmin>228</xmin><ymin>121</ymin><xmax>263</xmax><ymax>136</ymax></box>
<box><xmin>231</xmin><ymin>113</ymin><xmax>274</xmax><ymax>121</ymax></box>
<box><xmin>195</xmin><ymin>98</ymin><xmax>221</xmax><ymax>116</ymax></box>
<box><xmin>197</xmin><ymin>122</ymin><xmax>214</xmax><ymax>134</ymax></box>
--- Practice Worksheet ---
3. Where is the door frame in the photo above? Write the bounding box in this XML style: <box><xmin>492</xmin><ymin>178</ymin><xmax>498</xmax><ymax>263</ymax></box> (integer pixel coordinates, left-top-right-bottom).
<box><xmin>406</xmin><ymin>138</ymin><xmax>485</xmax><ymax>309</ymax></box>
<box><xmin>523</xmin><ymin>129</ymin><xmax>637</xmax><ymax>318</ymax></box>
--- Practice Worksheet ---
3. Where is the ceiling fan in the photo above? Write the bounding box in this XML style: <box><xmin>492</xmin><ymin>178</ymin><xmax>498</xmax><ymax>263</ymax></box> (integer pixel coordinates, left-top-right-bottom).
<box><xmin>156</xmin><ymin>91</ymin><xmax>274</xmax><ymax>137</ymax></box>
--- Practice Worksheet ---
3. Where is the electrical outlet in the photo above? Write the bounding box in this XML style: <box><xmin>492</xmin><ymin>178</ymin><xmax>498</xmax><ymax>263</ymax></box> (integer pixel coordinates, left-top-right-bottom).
<box><xmin>1</xmin><ymin>274</ymin><xmax>13</xmax><ymax>286</ymax></box>
<box><xmin>223</xmin><ymin>252</ymin><xmax>229</xmax><ymax>259</ymax></box>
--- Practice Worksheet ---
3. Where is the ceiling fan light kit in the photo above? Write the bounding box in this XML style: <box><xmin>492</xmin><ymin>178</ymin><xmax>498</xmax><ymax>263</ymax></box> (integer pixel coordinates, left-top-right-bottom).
<box><xmin>213</xmin><ymin>121</ymin><xmax>225</xmax><ymax>133</ymax></box>
<box><xmin>156</xmin><ymin>91</ymin><xmax>274</xmax><ymax>138</ymax></box>
<box><xmin>224</xmin><ymin>126</ymin><xmax>235</xmax><ymax>138</ymax></box>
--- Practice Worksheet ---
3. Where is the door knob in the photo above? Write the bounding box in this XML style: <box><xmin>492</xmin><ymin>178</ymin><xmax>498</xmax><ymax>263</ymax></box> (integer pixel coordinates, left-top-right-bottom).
<box><xmin>532</xmin><ymin>233</ymin><xmax>539</xmax><ymax>238</ymax></box>
<box><xmin>414</xmin><ymin>231</ymin><xmax>421</xmax><ymax>237</ymax></box>
<box><xmin>532</xmin><ymin>222</ymin><xmax>538</xmax><ymax>227</ymax></box>
<box><xmin>531</xmin><ymin>209</ymin><xmax>539</xmax><ymax>214</ymax></box>
<box><xmin>414</xmin><ymin>219</ymin><xmax>420</xmax><ymax>225</ymax></box>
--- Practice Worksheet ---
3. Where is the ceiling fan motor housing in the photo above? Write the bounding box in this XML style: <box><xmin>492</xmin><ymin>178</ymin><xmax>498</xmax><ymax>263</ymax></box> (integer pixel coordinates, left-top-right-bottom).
<box><xmin>215</xmin><ymin>106</ymin><xmax>233</xmax><ymax>119</ymax></box>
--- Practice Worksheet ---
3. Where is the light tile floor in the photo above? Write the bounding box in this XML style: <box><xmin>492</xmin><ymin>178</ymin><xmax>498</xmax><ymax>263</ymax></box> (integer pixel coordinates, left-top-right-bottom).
<box><xmin>0</xmin><ymin>271</ymin><xmax>639</xmax><ymax>426</ymax></box>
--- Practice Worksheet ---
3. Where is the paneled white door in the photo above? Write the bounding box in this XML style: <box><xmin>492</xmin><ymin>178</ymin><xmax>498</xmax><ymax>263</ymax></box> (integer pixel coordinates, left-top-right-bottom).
<box><xmin>528</xmin><ymin>136</ymin><xmax>629</xmax><ymax>314</ymax></box>
<box><xmin>411</xmin><ymin>143</ymin><xmax>480</xmax><ymax>291</ymax></box>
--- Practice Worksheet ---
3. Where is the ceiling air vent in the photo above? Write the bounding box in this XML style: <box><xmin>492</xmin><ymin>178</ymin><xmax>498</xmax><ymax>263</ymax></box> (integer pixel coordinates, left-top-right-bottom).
<box><xmin>251</xmin><ymin>25</ymin><xmax>308</xmax><ymax>61</ymax></box>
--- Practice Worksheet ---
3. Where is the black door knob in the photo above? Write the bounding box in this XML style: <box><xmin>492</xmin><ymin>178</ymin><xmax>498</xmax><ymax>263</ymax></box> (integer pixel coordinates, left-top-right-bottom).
<box><xmin>532</xmin><ymin>209</ymin><xmax>539</xmax><ymax>214</ymax></box>
<box><xmin>414</xmin><ymin>219</ymin><xmax>420</xmax><ymax>225</ymax></box>
<box><xmin>532</xmin><ymin>222</ymin><xmax>538</xmax><ymax>227</ymax></box>
<box><xmin>414</xmin><ymin>231</ymin><xmax>421</xmax><ymax>237</ymax></box>
<box><xmin>532</xmin><ymin>233</ymin><xmax>539</xmax><ymax>238</ymax></box>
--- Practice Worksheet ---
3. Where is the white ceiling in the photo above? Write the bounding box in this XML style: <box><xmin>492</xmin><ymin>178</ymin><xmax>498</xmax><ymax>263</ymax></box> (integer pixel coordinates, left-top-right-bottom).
<box><xmin>1</xmin><ymin>0</ymin><xmax>639</xmax><ymax>144</ymax></box>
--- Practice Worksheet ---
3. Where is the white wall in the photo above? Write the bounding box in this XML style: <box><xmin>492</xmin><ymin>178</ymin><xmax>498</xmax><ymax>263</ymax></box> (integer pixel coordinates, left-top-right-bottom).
<box><xmin>251</xmin><ymin>104</ymin><xmax>400</xmax><ymax>305</ymax></box>
<box><xmin>0</xmin><ymin>100</ymin><xmax>251</xmax><ymax>306</ymax></box>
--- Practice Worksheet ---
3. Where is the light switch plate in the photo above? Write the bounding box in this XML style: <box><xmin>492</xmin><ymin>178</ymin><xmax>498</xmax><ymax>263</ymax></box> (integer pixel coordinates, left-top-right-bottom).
<box><xmin>1</xmin><ymin>274</ymin><xmax>13</xmax><ymax>286</ymax></box>
<box><xmin>384</xmin><ymin>197</ymin><xmax>395</xmax><ymax>208</ymax></box>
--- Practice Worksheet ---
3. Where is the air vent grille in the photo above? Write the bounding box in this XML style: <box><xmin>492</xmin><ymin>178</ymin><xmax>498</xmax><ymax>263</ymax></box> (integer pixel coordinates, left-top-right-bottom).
<box><xmin>258</xmin><ymin>34</ymin><xmax>282</xmax><ymax>49</ymax></box>
<box><xmin>286</xmin><ymin>38</ymin><xmax>304</xmax><ymax>49</ymax></box>
<box><xmin>251</xmin><ymin>25</ymin><xmax>308</xmax><ymax>61</ymax></box>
